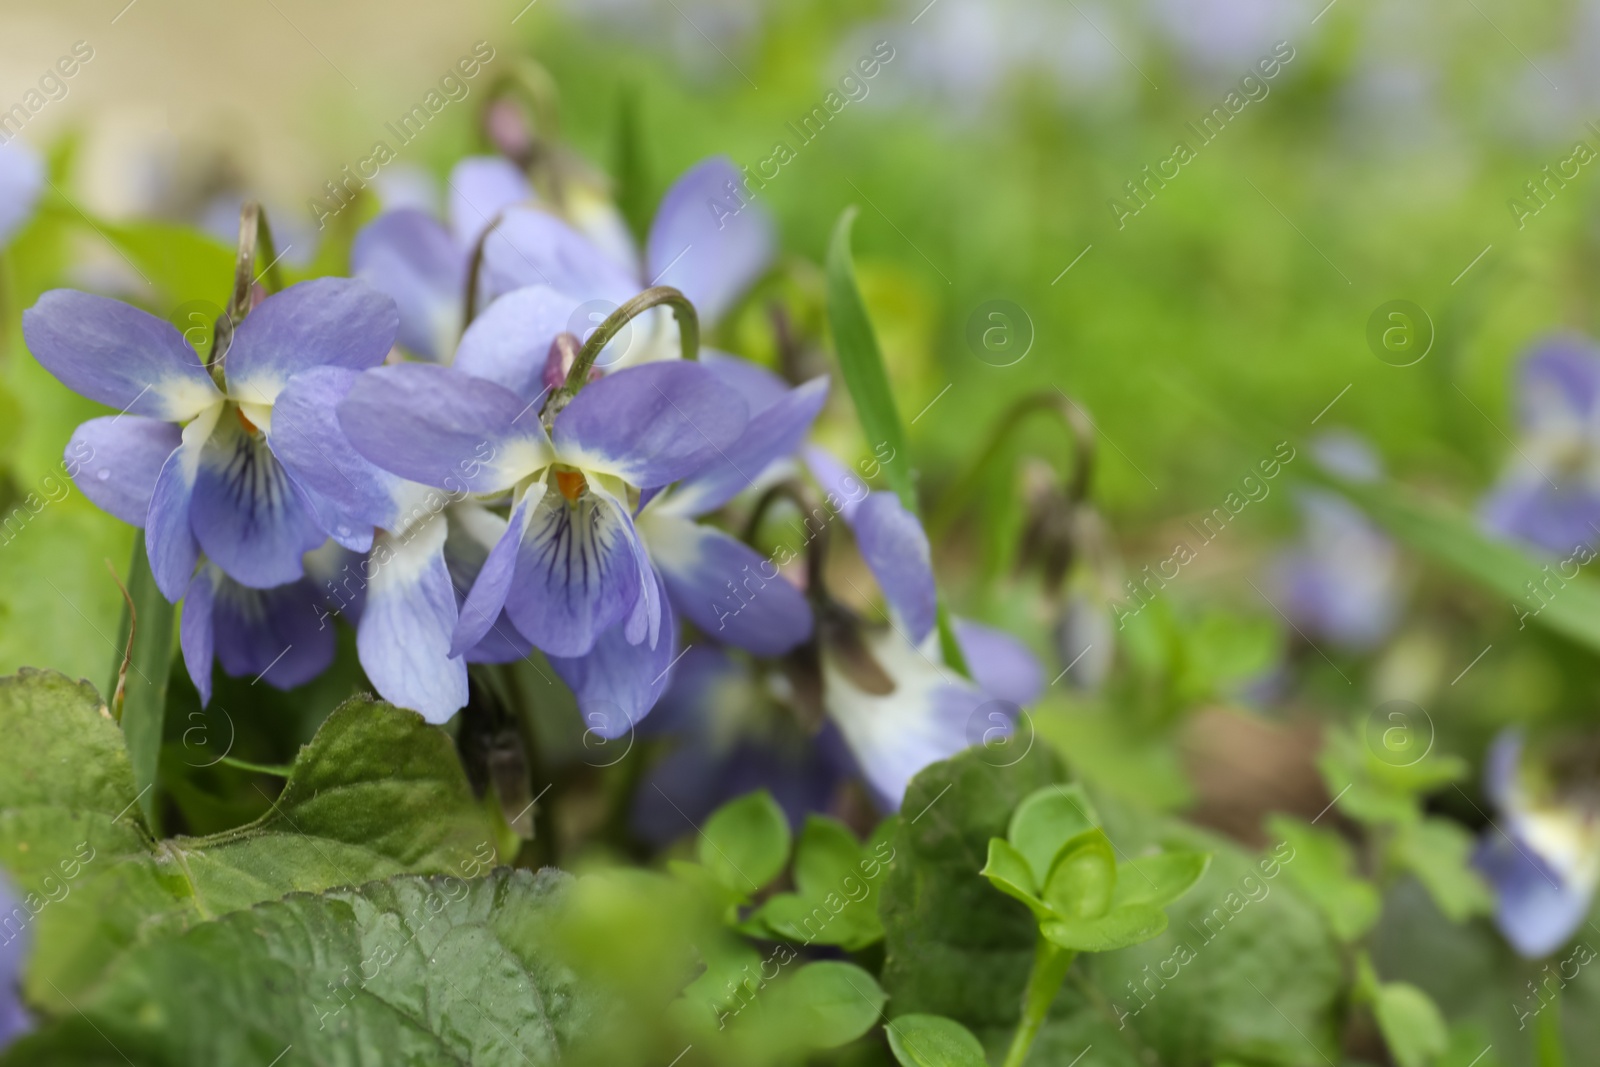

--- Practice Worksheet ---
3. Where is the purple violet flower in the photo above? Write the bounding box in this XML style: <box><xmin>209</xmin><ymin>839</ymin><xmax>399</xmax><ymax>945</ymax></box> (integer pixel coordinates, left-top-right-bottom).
<box><xmin>1475</xmin><ymin>731</ymin><xmax>1600</xmax><ymax>958</ymax></box>
<box><xmin>1481</xmin><ymin>335</ymin><xmax>1600</xmax><ymax>555</ymax></box>
<box><xmin>23</xmin><ymin>278</ymin><xmax>399</xmax><ymax>702</ymax></box>
<box><xmin>0</xmin><ymin>872</ymin><xmax>31</xmax><ymax>1050</ymax></box>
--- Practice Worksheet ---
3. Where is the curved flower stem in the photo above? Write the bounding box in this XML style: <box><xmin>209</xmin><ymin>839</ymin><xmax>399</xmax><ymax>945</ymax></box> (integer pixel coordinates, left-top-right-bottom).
<box><xmin>458</xmin><ymin>215</ymin><xmax>504</xmax><ymax>335</ymax></box>
<box><xmin>478</xmin><ymin>59</ymin><xmax>566</xmax><ymax>203</ymax></box>
<box><xmin>927</xmin><ymin>391</ymin><xmax>1096</xmax><ymax>542</ymax></box>
<box><xmin>1001</xmin><ymin>939</ymin><xmax>1077</xmax><ymax>1067</ymax></box>
<box><xmin>211</xmin><ymin>202</ymin><xmax>282</xmax><ymax>379</ymax></box>
<box><xmin>544</xmin><ymin>285</ymin><xmax>699</xmax><ymax>418</ymax></box>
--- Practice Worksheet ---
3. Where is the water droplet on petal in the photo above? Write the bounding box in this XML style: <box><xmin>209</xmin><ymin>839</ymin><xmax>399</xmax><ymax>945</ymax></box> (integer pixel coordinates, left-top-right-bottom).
<box><xmin>96</xmin><ymin>469</ymin><xmax>111</xmax><ymax>481</ymax></box>
<box><xmin>337</xmin><ymin>525</ymin><xmax>351</xmax><ymax>537</ymax></box>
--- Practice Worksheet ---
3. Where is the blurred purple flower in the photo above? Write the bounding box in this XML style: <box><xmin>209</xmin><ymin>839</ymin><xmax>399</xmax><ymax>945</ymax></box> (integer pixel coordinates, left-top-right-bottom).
<box><xmin>0</xmin><ymin>873</ymin><xmax>31</xmax><ymax>1050</ymax></box>
<box><xmin>0</xmin><ymin>140</ymin><xmax>44</xmax><ymax>248</ymax></box>
<box><xmin>1481</xmin><ymin>335</ymin><xmax>1600</xmax><ymax>555</ymax></box>
<box><xmin>1475</xmin><ymin>731</ymin><xmax>1600</xmax><ymax>958</ymax></box>
<box><xmin>24</xmin><ymin>278</ymin><xmax>399</xmax><ymax>701</ymax></box>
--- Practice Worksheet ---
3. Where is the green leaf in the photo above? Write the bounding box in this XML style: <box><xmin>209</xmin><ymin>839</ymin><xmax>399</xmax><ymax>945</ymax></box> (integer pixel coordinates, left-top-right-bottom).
<box><xmin>1374</xmin><ymin>982</ymin><xmax>1450</xmax><ymax>1067</ymax></box>
<box><xmin>879</xmin><ymin>743</ymin><xmax>1067</xmax><ymax>1028</ymax></box>
<box><xmin>88</xmin><ymin>214</ymin><xmax>235</xmax><ymax>306</ymax></box>
<box><xmin>793</xmin><ymin>815</ymin><xmax>865</xmax><ymax>897</ymax></box>
<box><xmin>2</xmin><ymin>869</ymin><xmax>610</xmax><ymax>1065</ymax></box>
<box><xmin>698</xmin><ymin>789</ymin><xmax>791</xmax><ymax>894</ymax></box>
<box><xmin>110</xmin><ymin>532</ymin><xmax>173</xmax><ymax>833</ymax></box>
<box><xmin>1267</xmin><ymin>815</ymin><xmax>1380</xmax><ymax>942</ymax></box>
<box><xmin>1391</xmin><ymin>818</ymin><xmax>1493</xmax><ymax>923</ymax></box>
<box><xmin>1042</xmin><ymin>829</ymin><xmax>1117</xmax><ymax>919</ymax></box>
<box><xmin>0</xmin><ymin>674</ymin><xmax>499</xmax><ymax>1009</ymax></box>
<box><xmin>779</xmin><ymin>961</ymin><xmax>886</xmax><ymax>1050</ymax></box>
<box><xmin>1042</xmin><ymin>902</ymin><xmax>1168</xmax><ymax>952</ymax></box>
<box><xmin>886</xmin><ymin>1014</ymin><xmax>989</xmax><ymax>1067</ymax></box>
<box><xmin>981</xmin><ymin>837</ymin><xmax>1046</xmax><ymax>918</ymax></box>
<box><xmin>1321</xmin><ymin>473</ymin><xmax>1600</xmax><ymax>653</ymax></box>
<box><xmin>750</xmin><ymin>816</ymin><xmax>888</xmax><ymax>948</ymax></box>
<box><xmin>826</xmin><ymin>206</ymin><xmax>913</xmax><ymax>510</ymax></box>
<box><xmin>1008</xmin><ymin>782</ymin><xmax>1099</xmax><ymax>884</ymax></box>
<box><xmin>1112</xmin><ymin>850</ymin><xmax>1211</xmax><ymax>910</ymax></box>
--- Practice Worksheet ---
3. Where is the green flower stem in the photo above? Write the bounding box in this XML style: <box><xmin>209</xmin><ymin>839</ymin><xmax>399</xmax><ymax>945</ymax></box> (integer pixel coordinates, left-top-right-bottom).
<box><xmin>545</xmin><ymin>285</ymin><xmax>699</xmax><ymax>419</ymax></box>
<box><xmin>1001</xmin><ymin>938</ymin><xmax>1077</xmax><ymax>1067</ymax></box>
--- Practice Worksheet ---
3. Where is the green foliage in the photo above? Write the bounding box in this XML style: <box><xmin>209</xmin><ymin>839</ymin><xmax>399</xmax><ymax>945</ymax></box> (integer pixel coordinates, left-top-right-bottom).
<box><xmin>751</xmin><ymin>815</ymin><xmax>892</xmax><ymax>949</ymax></box>
<box><xmin>1373</xmin><ymin>980</ymin><xmax>1451</xmax><ymax>1067</ymax></box>
<box><xmin>697</xmin><ymin>789</ymin><xmax>792</xmax><ymax>896</ymax></box>
<box><xmin>1266</xmin><ymin>814</ymin><xmax>1380</xmax><ymax>942</ymax></box>
<box><xmin>80</xmin><ymin>212</ymin><xmax>235</xmax><ymax>307</ymax></box>
<box><xmin>886</xmin><ymin>1014</ymin><xmax>989</xmax><ymax>1067</ymax></box>
<box><xmin>109</xmin><ymin>532</ymin><xmax>172</xmax><ymax>832</ymax></box>
<box><xmin>0</xmin><ymin>869</ymin><xmax>604</xmax><ymax>1066</ymax></box>
<box><xmin>1391</xmin><ymin>818</ymin><xmax>1493</xmax><ymax>923</ymax></box>
<box><xmin>0</xmin><ymin>671</ymin><xmax>499</xmax><ymax>1010</ymax></box>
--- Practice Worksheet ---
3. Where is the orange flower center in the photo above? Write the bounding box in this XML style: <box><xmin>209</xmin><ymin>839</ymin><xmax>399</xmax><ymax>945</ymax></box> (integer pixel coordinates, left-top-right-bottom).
<box><xmin>235</xmin><ymin>407</ymin><xmax>258</xmax><ymax>434</ymax></box>
<box><xmin>555</xmin><ymin>469</ymin><xmax>588</xmax><ymax>502</ymax></box>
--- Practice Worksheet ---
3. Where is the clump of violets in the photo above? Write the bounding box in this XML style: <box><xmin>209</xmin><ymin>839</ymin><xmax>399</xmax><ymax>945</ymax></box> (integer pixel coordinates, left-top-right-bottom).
<box><xmin>1481</xmin><ymin>335</ymin><xmax>1600</xmax><ymax>555</ymax></box>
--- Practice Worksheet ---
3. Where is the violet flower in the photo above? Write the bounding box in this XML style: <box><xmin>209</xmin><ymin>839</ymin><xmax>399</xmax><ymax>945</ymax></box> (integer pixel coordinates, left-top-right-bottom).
<box><xmin>481</xmin><ymin>156</ymin><xmax>774</xmax><ymax>370</ymax></box>
<box><xmin>1481</xmin><ymin>335</ymin><xmax>1600</xmax><ymax>555</ymax></box>
<box><xmin>805</xmin><ymin>448</ymin><xmax>1045</xmax><ymax>808</ymax></box>
<box><xmin>1475</xmin><ymin>731</ymin><xmax>1600</xmax><ymax>958</ymax></box>
<box><xmin>0</xmin><ymin>873</ymin><xmax>31</xmax><ymax>1050</ymax></box>
<box><xmin>337</xmin><ymin>356</ymin><xmax>750</xmax><ymax>735</ymax></box>
<box><xmin>0</xmin><ymin>140</ymin><xmax>43</xmax><ymax>248</ymax></box>
<box><xmin>23</xmin><ymin>278</ymin><xmax>399</xmax><ymax>701</ymax></box>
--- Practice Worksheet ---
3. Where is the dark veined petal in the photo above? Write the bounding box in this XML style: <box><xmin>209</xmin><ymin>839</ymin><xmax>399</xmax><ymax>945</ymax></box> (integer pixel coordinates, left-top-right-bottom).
<box><xmin>549</xmin><ymin>570</ymin><xmax>679</xmax><ymax>738</ymax></box>
<box><xmin>505</xmin><ymin>480</ymin><xmax>644</xmax><ymax>658</ymax></box>
<box><xmin>854</xmin><ymin>492</ymin><xmax>937</xmax><ymax>644</ymax></box>
<box><xmin>351</xmin><ymin>209</ymin><xmax>464</xmax><ymax>363</ymax></box>
<box><xmin>450</xmin><ymin>491</ymin><xmax>536</xmax><ymax>657</ymax></box>
<box><xmin>223</xmin><ymin>277</ymin><xmax>399</xmax><ymax>406</ymax></box>
<box><xmin>338</xmin><ymin>362</ymin><xmax>552</xmax><ymax>494</ymax></box>
<box><xmin>67</xmin><ymin>416</ymin><xmax>181</xmax><ymax>527</ymax></box>
<box><xmin>644</xmin><ymin>511</ymin><xmax>812</xmax><ymax>656</ymax></box>
<box><xmin>24</xmin><ymin>290</ymin><xmax>222</xmax><ymax>421</ymax></box>
<box><xmin>356</xmin><ymin>516</ymin><xmax>468</xmax><ymax>723</ymax></box>
<box><xmin>553</xmin><ymin>360</ymin><xmax>748</xmax><ymax>490</ymax></box>
<box><xmin>189</xmin><ymin>412</ymin><xmax>327</xmax><ymax>589</ymax></box>
<box><xmin>645</xmin><ymin>156</ymin><xmax>775</xmax><ymax>329</ymax></box>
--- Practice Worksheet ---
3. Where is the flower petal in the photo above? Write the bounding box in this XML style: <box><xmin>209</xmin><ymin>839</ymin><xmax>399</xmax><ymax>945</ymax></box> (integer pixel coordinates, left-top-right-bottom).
<box><xmin>209</xmin><ymin>572</ymin><xmax>336</xmax><ymax>690</ymax></box>
<box><xmin>452</xmin><ymin>285</ymin><xmax>582</xmax><ymax>400</ymax></box>
<box><xmin>146</xmin><ymin>403</ymin><xmax>223</xmax><ymax>602</ymax></box>
<box><xmin>1480</xmin><ymin>478</ymin><xmax>1600</xmax><ymax>556</ymax></box>
<box><xmin>180</xmin><ymin>569</ymin><xmax>217</xmax><ymax>706</ymax></box>
<box><xmin>644</xmin><ymin>512</ymin><xmax>812</xmax><ymax>656</ymax></box>
<box><xmin>0</xmin><ymin>140</ymin><xmax>44</xmax><ymax>246</ymax></box>
<box><xmin>223</xmin><ymin>278</ymin><xmax>399</xmax><ymax>406</ymax></box>
<box><xmin>1476</xmin><ymin>830</ymin><xmax>1595</xmax><ymax>958</ymax></box>
<box><xmin>804</xmin><ymin>446</ymin><xmax>870</xmax><ymax>523</ymax></box>
<box><xmin>24</xmin><ymin>290</ymin><xmax>221</xmax><ymax>420</ymax></box>
<box><xmin>190</xmin><ymin>414</ymin><xmax>328</xmax><ymax>589</ymax></box>
<box><xmin>646</xmin><ymin>156</ymin><xmax>774</xmax><ymax>328</ymax></box>
<box><xmin>451</xmin><ymin>488</ymin><xmax>539</xmax><ymax>657</ymax></box>
<box><xmin>357</xmin><ymin>517</ymin><xmax>468</xmax><ymax>723</ymax></box>
<box><xmin>506</xmin><ymin>483</ymin><xmax>644</xmax><ymax>658</ymax></box>
<box><xmin>269</xmin><ymin>366</ymin><xmax>433</xmax><ymax>538</ymax></box>
<box><xmin>668</xmin><ymin>375</ymin><xmax>828</xmax><ymax>517</ymax></box>
<box><xmin>339</xmin><ymin>363</ymin><xmax>553</xmax><ymax>494</ymax></box>
<box><xmin>855</xmin><ymin>492</ymin><xmax>937</xmax><ymax>644</ymax></box>
<box><xmin>351</xmin><ymin>209</ymin><xmax>464</xmax><ymax>363</ymax></box>
<box><xmin>68</xmin><ymin>416</ymin><xmax>181</xmax><ymax>527</ymax></box>
<box><xmin>953</xmin><ymin>618</ymin><xmax>1044</xmax><ymax>707</ymax></box>
<box><xmin>554</xmin><ymin>361</ymin><xmax>748</xmax><ymax>489</ymax></box>
<box><xmin>1518</xmin><ymin>334</ymin><xmax>1600</xmax><ymax>429</ymax></box>
<box><xmin>549</xmin><ymin>572</ymin><xmax>678</xmax><ymax>738</ymax></box>
<box><xmin>481</xmin><ymin>206</ymin><xmax>639</xmax><ymax>307</ymax></box>
<box><xmin>448</xmin><ymin>155</ymin><xmax>534</xmax><ymax>248</ymax></box>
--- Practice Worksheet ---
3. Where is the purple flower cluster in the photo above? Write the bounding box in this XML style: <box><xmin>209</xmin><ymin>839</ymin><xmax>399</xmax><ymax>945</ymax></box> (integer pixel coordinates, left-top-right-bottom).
<box><xmin>23</xmin><ymin>153</ymin><xmax>1042</xmax><ymax>816</ymax></box>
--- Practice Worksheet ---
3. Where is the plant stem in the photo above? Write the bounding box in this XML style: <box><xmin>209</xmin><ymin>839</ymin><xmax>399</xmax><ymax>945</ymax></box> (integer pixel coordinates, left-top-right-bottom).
<box><xmin>1001</xmin><ymin>938</ymin><xmax>1076</xmax><ymax>1067</ymax></box>
<box><xmin>543</xmin><ymin>285</ymin><xmax>699</xmax><ymax>421</ymax></box>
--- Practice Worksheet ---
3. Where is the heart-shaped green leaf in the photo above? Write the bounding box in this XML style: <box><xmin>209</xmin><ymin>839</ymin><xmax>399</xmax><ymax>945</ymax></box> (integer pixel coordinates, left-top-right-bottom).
<box><xmin>981</xmin><ymin>837</ymin><xmax>1049</xmax><ymax>919</ymax></box>
<box><xmin>1111</xmin><ymin>849</ymin><xmax>1210</xmax><ymax>910</ymax></box>
<box><xmin>1042</xmin><ymin>902</ymin><xmax>1168</xmax><ymax>953</ymax></box>
<box><xmin>1008</xmin><ymin>784</ymin><xmax>1100</xmax><ymax>884</ymax></box>
<box><xmin>1042</xmin><ymin>829</ymin><xmax>1116</xmax><ymax>919</ymax></box>
<box><xmin>779</xmin><ymin>961</ymin><xmax>886</xmax><ymax>1050</ymax></box>
<box><xmin>886</xmin><ymin>1013</ymin><xmax>989</xmax><ymax>1067</ymax></box>
<box><xmin>1374</xmin><ymin>981</ymin><xmax>1449</xmax><ymax>1067</ymax></box>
